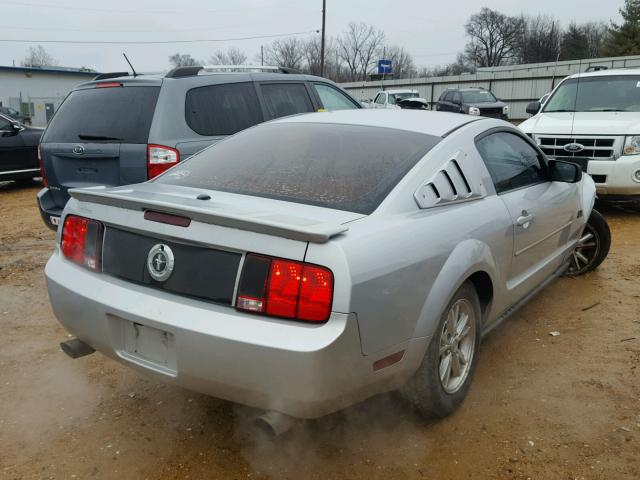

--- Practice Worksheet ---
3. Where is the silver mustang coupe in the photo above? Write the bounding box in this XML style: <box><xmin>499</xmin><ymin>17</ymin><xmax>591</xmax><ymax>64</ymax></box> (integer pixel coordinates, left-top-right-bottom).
<box><xmin>46</xmin><ymin>110</ymin><xmax>610</xmax><ymax>423</ymax></box>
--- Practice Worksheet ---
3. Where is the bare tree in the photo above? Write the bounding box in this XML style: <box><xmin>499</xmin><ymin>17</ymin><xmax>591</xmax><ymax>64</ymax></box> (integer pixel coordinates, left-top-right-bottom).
<box><xmin>384</xmin><ymin>45</ymin><xmax>417</xmax><ymax>79</ymax></box>
<box><xmin>464</xmin><ymin>8</ymin><xmax>524</xmax><ymax>67</ymax></box>
<box><xmin>519</xmin><ymin>15</ymin><xmax>561</xmax><ymax>63</ymax></box>
<box><xmin>263</xmin><ymin>38</ymin><xmax>305</xmax><ymax>70</ymax></box>
<box><xmin>21</xmin><ymin>45</ymin><xmax>57</xmax><ymax>67</ymax></box>
<box><xmin>337</xmin><ymin>22</ymin><xmax>385</xmax><ymax>81</ymax></box>
<box><xmin>209</xmin><ymin>47</ymin><xmax>247</xmax><ymax>65</ymax></box>
<box><xmin>168</xmin><ymin>53</ymin><xmax>200</xmax><ymax>67</ymax></box>
<box><xmin>419</xmin><ymin>54</ymin><xmax>477</xmax><ymax>77</ymax></box>
<box><xmin>582</xmin><ymin>22</ymin><xmax>608</xmax><ymax>58</ymax></box>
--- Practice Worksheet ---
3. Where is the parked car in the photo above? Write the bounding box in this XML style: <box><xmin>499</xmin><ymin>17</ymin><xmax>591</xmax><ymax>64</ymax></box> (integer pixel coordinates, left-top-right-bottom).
<box><xmin>46</xmin><ymin>110</ymin><xmax>609</xmax><ymax>426</ymax></box>
<box><xmin>521</xmin><ymin>68</ymin><xmax>640</xmax><ymax>207</ymax></box>
<box><xmin>436</xmin><ymin>87</ymin><xmax>509</xmax><ymax>119</ymax></box>
<box><xmin>0</xmin><ymin>113</ymin><xmax>42</xmax><ymax>182</ymax></box>
<box><xmin>0</xmin><ymin>106</ymin><xmax>31</xmax><ymax>125</ymax></box>
<box><xmin>37</xmin><ymin>65</ymin><xmax>361</xmax><ymax>229</ymax></box>
<box><xmin>371</xmin><ymin>89</ymin><xmax>430</xmax><ymax>110</ymax></box>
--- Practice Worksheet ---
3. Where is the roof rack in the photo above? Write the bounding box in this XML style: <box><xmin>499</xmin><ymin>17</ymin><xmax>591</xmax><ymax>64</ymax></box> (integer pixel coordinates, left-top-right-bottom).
<box><xmin>586</xmin><ymin>66</ymin><xmax>608</xmax><ymax>72</ymax></box>
<box><xmin>93</xmin><ymin>71</ymin><xmax>130</xmax><ymax>81</ymax></box>
<box><xmin>165</xmin><ymin>65</ymin><xmax>301</xmax><ymax>78</ymax></box>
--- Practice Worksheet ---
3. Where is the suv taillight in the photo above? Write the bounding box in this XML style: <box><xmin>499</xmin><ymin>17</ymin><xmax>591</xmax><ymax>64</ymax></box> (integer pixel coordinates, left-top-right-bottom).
<box><xmin>147</xmin><ymin>144</ymin><xmax>180</xmax><ymax>179</ymax></box>
<box><xmin>61</xmin><ymin>215</ymin><xmax>103</xmax><ymax>271</ymax></box>
<box><xmin>37</xmin><ymin>144</ymin><xmax>48</xmax><ymax>187</ymax></box>
<box><xmin>236</xmin><ymin>254</ymin><xmax>334</xmax><ymax>323</ymax></box>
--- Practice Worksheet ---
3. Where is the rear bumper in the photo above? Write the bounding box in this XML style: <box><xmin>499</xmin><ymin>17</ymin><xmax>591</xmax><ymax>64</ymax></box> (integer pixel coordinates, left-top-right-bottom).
<box><xmin>588</xmin><ymin>155</ymin><xmax>640</xmax><ymax>197</ymax></box>
<box><xmin>45</xmin><ymin>254</ymin><xmax>418</xmax><ymax>418</ymax></box>
<box><xmin>37</xmin><ymin>187</ymin><xmax>63</xmax><ymax>230</ymax></box>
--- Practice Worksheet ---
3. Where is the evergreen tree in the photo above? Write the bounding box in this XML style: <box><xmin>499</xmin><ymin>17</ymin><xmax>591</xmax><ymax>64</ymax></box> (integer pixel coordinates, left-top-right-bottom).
<box><xmin>602</xmin><ymin>0</ymin><xmax>640</xmax><ymax>56</ymax></box>
<box><xmin>560</xmin><ymin>23</ymin><xmax>590</xmax><ymax>60</ymax></box>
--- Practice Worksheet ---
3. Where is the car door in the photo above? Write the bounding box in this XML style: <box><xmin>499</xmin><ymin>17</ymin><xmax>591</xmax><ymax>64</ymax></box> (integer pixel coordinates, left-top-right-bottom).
<box><xmin>257</xmin><ymin>82</ymin><xmax>316</xmax><ymax>120</ymax></box>
<box><xmin>452</xmin><ymin>92</ymin><xmax>463</xmax><ymax>113</ymax></box>
<box><xmin>476</xmin><ymin>129</ymin><xmax>580</xmax><ymax>300</ymax></box>
<box><xmin>0</xmin><ymin>114</ymin><xmax>26</xmax><ymax>174</ymax></box>
<box><xmin>440</xmin><ymin>92</ymin><xmax>454</xmax><ymax>111</ymax></box>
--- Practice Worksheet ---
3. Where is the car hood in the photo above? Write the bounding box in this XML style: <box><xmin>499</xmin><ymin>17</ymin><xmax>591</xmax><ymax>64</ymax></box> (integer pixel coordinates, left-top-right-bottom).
<box><xmin>519</xmin><ymin>111</ymin><xmax>640</xmax><ymax>136</ymax></box>
<box><xmin>464</xmin><ymin>101</ymin><xmax>505</xmax><ymax>109</ymax></box>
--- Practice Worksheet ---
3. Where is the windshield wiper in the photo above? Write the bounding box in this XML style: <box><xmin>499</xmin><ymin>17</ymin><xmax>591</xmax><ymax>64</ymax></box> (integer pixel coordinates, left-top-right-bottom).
<box><xmin>591</xmin><ymin>108</ymin><xmax>626</xmax><ymax>112</ymax></box>
<box><xmin>78</xmin><ymin>134</ymin><xmax>123</xmax><ymax>141</ymax></box>
<box><xmin>544</xmin><ymin>109</ymin><xmax>574</xmax><ymax>113</ymax></box>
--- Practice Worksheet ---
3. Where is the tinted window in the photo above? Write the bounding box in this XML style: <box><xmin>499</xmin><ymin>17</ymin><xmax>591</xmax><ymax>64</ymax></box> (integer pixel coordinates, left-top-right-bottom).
<box><xmin>476</xmin><ymin>132</ymin><xmax>546</xmax><ymax>193</ymax></box>
<box><xmin>157</xmin><ymin>123</ymin><xmax>440</xmax><ymax>214</ymax></box>
<box><xmin>42</xmin><ymin>86</ymin><xmax>160</xmax><ymax>143</ymax></box>
<box><xmin>314</xmin><ymin>84</ymin><xmax>357</xmax><ymax>110</ymax></box>
<box><xmin>452</xmin><ymin>92</ymin><xmax>462</xmax><ymax>104</ymax></box>
<box><xmin>444</xmin><ymin>91</ymin><xmax>455</xmax><ymax>102</ymax></box>
<box><xmin>260</xmin><ymin>83</ymin><xmax>314</xmax><ymax>119</ymax></box>
<box><xmin>185</xmin><ymin>82</ymin><xmax>263</xmax><ymax>136</ymax></box>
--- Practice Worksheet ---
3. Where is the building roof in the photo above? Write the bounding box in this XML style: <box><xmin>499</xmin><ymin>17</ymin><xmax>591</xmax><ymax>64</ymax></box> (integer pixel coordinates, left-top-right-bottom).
<box><xmin>0</xmin><ymin>65</ymin><xmax>98</xmax><ymax>76</ymax></box>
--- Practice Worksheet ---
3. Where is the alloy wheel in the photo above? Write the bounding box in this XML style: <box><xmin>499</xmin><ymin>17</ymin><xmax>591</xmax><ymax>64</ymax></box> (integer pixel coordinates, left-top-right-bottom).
<box><xmin>438</xmin><ymin>298</ymin><xmax>476</xmax><ymax>394</ymax></box>
<box><xmin>567</xmin><ymin>223</ymin><xmax>600</xmax><ymax>276</ymax></box>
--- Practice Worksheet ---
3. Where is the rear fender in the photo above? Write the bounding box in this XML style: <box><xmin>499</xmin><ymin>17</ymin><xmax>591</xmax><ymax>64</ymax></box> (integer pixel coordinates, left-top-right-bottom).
<box><xmin>412</xmin><ymin>239</ymin><xmax>498</xmax><ymax>342</ymax></box>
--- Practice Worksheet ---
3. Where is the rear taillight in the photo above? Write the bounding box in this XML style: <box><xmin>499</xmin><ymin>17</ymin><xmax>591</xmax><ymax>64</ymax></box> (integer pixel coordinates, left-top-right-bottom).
<box><xmin>37</xmin><ymin>144</ymin><xmax>48</xmax><ymax>187</ymax></box>
<box><xmin>236</xmin><ymin>254</ymin><xmax>334</xmax><ymax>323</ymax></box>
<box><xmin>61</xmin><ymin>215</ymin><xmax>103</xmax><ymax>271</ymax></box>
<box><xmin>147</xmin><ymin>144</ymin><xmax>180</xmax><ymax>179</ymax></box>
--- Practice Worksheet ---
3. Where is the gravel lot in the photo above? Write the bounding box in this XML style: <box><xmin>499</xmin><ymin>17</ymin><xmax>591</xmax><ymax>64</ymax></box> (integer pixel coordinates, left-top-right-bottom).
<box><xmin>1</xmin><ymin>181</ymin><xmax>639</xmax><ymax>480</ymax></box>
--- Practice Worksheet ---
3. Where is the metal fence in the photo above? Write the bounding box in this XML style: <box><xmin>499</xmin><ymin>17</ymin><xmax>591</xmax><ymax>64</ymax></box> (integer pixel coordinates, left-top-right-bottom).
<box><xmin>338</xmin><ymin>54</ymin><xmax>640</xmax><ymax>120</ymax></box>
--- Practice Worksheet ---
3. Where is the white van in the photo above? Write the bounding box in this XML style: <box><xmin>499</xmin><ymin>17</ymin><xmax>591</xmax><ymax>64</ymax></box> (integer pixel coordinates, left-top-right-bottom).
<box><xmin>520</xmin><ymin>69</ymin><xmax>640</xmax><ymax>205</ymax></box>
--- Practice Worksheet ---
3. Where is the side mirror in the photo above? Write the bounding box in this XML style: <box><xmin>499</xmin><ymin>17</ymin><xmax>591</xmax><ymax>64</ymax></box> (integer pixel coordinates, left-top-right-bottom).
<box><xmin>526</xmin><ymin>101</ymin><xmax>541</xmax><ymax>115</ymax></box>
<box><xmin>549</xmin><ymin>159</ymin><xmax>582</xmax><ymax>183</ymax></box>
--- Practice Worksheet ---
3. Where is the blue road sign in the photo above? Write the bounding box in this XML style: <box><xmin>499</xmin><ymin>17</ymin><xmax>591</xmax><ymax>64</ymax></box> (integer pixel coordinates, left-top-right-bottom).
<box><xmin>378</xmin><ymin>59</ymin><xmax>392</xmax><ymax>75</ymax></box>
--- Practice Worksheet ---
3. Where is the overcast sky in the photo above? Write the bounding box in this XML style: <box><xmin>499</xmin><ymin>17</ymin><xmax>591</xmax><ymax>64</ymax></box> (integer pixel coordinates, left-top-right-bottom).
<box><xmin>0</xmin><ymin>0</ymin><xmax>623</xmax><ymax>73</ymax></box>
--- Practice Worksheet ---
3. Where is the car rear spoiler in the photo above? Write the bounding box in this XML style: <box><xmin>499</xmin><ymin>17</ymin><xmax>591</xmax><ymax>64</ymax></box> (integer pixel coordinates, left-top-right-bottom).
<box><xmin>68</xmin><ymin>188</ymin><xmax>349</xmax><ymax>244</ymax></box>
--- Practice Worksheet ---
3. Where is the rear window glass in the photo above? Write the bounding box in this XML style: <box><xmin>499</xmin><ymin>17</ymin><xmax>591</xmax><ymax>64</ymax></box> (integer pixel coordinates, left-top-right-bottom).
<box><xmin>156</xmin><ymin>123</ymin><xmax>440</xmax><ymax>214</ymax></box>
<box><xmin>42</xmin><ymin>86</ymin><xmax>159</xmax><ymax>143</ymax></box>
<box><xmin>185</xmin><ymin>82</ymin><xmax>263</xmax><ymax>136</ymax></box>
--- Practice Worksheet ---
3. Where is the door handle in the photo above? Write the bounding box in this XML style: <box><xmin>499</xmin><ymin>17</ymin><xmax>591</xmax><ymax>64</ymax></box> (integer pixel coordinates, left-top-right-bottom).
<box><xmin>516</xmin><ymin>211</ymin><xmax>533</xmax><ymax>227</ymax></box>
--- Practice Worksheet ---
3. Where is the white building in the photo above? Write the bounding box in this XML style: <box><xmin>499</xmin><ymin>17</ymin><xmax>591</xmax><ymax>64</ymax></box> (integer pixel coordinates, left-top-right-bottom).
<box><xmin>0</xmin><ymin>65</ymin><xmax>98</xmax><ymax>127</ymax></box>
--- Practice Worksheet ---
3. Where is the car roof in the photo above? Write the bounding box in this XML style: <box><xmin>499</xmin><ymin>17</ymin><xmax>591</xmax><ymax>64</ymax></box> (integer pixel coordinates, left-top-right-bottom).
<box><xmin>385</xmin><ymin>89</ymin><xmax>418</xmax><ymax>94</ymax></box>
<box><xmin>271</xmin><ymin>109</ymin><xmax>483</xmax><ymax>137</ymax></box>
<box><xmin>75</xmin><ymin>71</ymin><xmax>336</xmax><ymax>89</ymax></box>
<box><xmin>568</xmin><ymin>68</ymin><xmax>640</xmax><ymax>79</ymax></box>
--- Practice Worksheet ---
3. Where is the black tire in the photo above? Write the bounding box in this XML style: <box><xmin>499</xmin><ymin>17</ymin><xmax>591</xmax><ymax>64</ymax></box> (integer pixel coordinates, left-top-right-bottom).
<box><xmin>565</xmin><ymin>209</ymin><xmax>611</xmax><ymax>277</ymax></box>
<box><xmin>402</xmin><ymin>282</ymin><xmax>481</xmax><ymax>419</ymax></box>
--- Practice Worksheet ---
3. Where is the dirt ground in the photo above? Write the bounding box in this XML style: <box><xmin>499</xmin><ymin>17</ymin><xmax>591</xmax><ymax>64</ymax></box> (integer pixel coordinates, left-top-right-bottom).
<box><xmin>0</xmin><ymin>181</ymin><xmax>638</xmax><ymax>480</ymax></box>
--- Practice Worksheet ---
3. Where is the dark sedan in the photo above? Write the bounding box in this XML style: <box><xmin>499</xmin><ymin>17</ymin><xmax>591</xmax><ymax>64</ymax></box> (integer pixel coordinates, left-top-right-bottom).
<box><xmin>0</xmin><ymin>113</ymin><xmax>43</xmax><ymax>182</ymax></box>
<box><xmin>436</xmin><ymin>88</ymin><xmax>509</xmax><ymax>120</ymax></box>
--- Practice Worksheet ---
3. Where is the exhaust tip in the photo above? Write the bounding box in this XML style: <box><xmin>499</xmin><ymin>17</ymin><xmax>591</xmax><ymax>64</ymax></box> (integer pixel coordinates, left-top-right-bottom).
<box><xmin>254</xmin><ymin>411</ymin><xmax>297</xmax><ymax>437</ymax></box>
<box><xmin>60</xmin><ymin>338</ymin><xmax>95</xmax><ymax>359</ymax></box>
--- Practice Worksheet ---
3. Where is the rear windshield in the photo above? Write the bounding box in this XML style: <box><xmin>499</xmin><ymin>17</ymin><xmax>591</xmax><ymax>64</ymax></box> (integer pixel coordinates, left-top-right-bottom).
<box><xmin>42</xmin><ymin>85</ymin><xmax>160</xmax><ymax>143</ymax></box>
<box><xmin>156</xmin><ymin>122</ymin><xmax>439</xmax><ymax>214</ymax></box>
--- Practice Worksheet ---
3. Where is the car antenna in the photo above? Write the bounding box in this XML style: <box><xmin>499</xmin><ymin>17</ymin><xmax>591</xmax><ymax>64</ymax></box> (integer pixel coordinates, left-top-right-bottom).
<box><xmin>123</xmin><ymin>53</ymin><xmax>138</xmax><ymax>77</ymax></box>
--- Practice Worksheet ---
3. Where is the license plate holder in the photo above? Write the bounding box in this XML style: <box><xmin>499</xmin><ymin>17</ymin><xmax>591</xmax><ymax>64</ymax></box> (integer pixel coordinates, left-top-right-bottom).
<box><xmin>121</xmin><ymin>321</ymin><xmax>177</xmax><ymax>376</ymax></box>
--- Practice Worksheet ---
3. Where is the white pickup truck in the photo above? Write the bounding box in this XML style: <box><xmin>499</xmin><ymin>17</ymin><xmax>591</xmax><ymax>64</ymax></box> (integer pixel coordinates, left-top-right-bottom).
<box><xmin>369</xmin><ymin>89</ymin><xmax>430</xmax><ymax>110</ymax></box>
<box><xmin>520</xmin><ymin>69</ymin><xmax>640</xmax><ymax>206</ymax></box>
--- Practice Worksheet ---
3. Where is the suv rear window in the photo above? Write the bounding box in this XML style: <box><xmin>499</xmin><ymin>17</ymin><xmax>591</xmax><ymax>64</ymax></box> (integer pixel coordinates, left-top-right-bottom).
<box><xmin>185</xmin><ymin>82</ymin><xmax>263</xmax><ymax>136</ymax></box>
<box><xmin>42</xmin><ymin>86</ymin><xmax>160</xmax><ymax>143</ymax></box>
<box><xmin>157</xmin><ymin>123</ymin><xmax>439</xmax><ymax>214</ymax></box>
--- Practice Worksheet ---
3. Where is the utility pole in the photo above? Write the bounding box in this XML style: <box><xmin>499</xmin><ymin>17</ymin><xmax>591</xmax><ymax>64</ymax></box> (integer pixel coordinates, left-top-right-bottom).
<box><xmin>320</xmin><ymin>0</ymin><xmax>326</xmax><ymax>76</ymax></box>
<box><xmin>261</xmin><ymin>45</ymin><xmax>264</xmax><ymax>66</ymax></box>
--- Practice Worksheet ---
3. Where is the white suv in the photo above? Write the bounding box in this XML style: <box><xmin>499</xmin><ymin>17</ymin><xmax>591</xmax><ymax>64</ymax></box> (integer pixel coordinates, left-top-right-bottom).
<box><xmin>520</xmin><ymin>69</ymin><xmax>640</xmax><ymax>205</ymax></box>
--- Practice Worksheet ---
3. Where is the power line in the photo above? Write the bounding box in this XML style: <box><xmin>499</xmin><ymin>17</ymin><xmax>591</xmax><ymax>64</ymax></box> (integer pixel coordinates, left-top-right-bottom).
<box><xmin>0</xmin><ymin>24</ymin><xmax>252</xmax><ymax>33</ymax></box>
<box><xmin>0</xmin><ymin>0</ymin><xmax>300</xmax><ymax>15</ymax></box>
<box><xmin>0</xmin><ymin>30</ymin><xmax>319</xmax><ymax>45</ymax></box>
